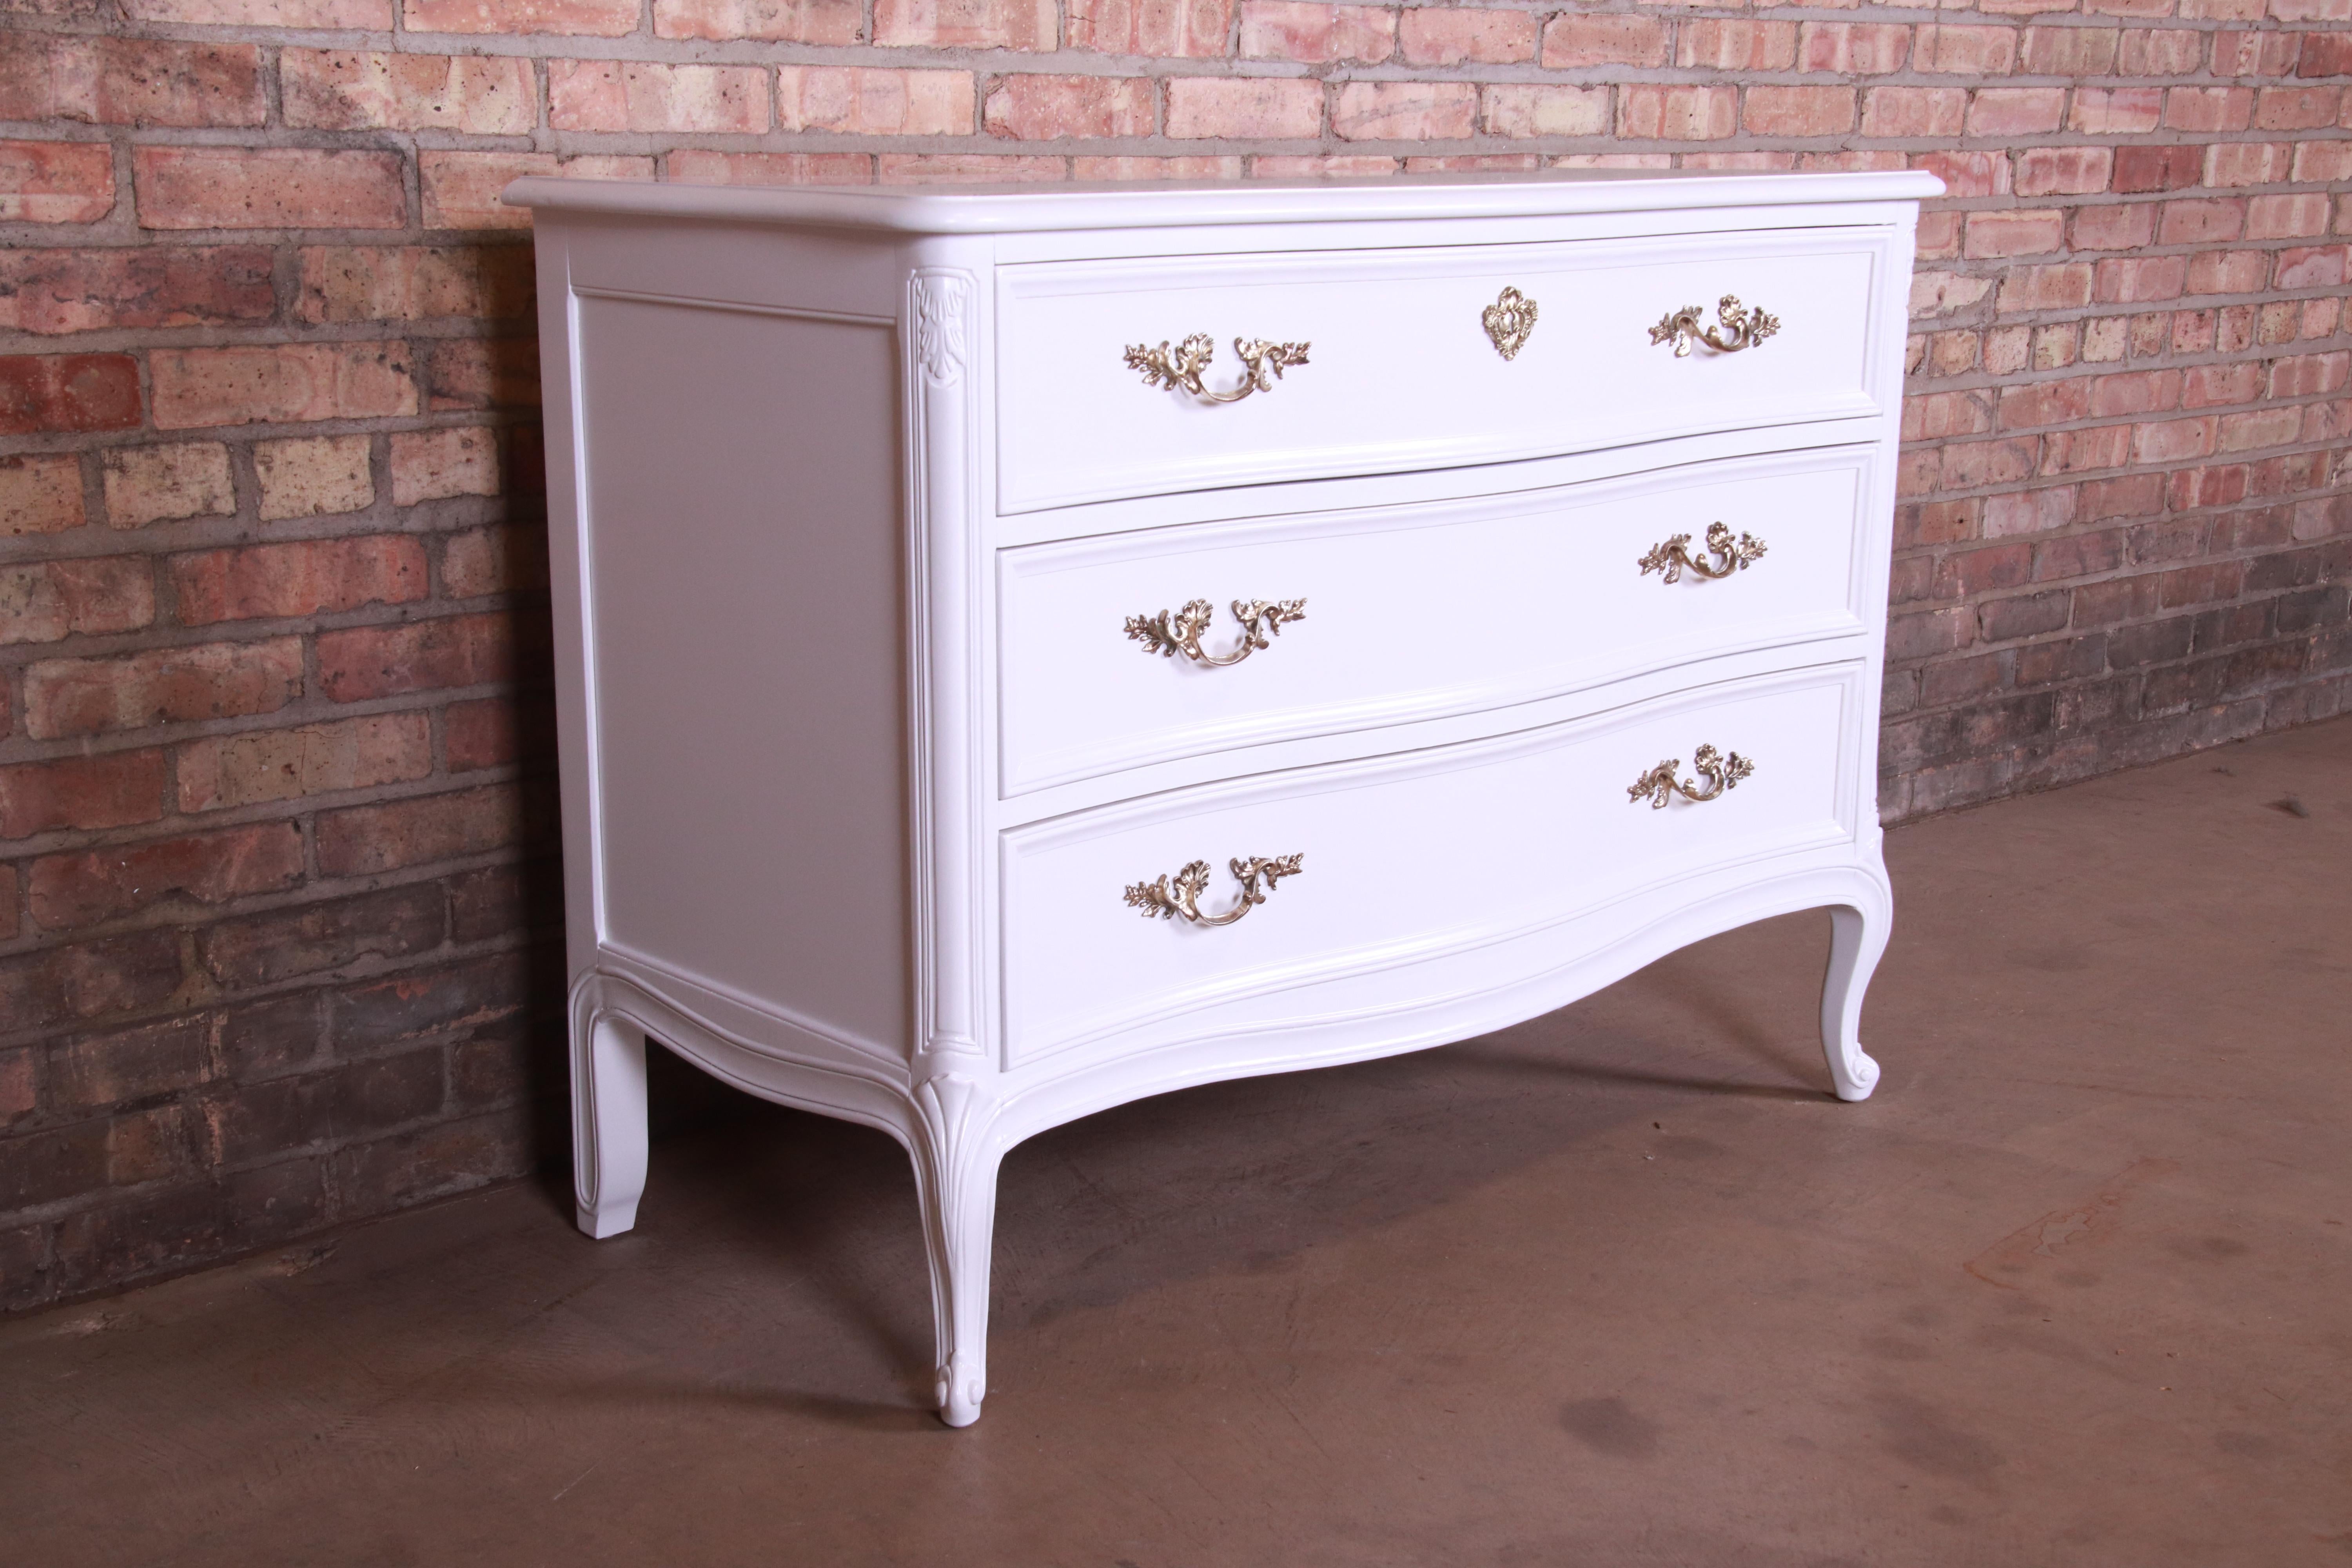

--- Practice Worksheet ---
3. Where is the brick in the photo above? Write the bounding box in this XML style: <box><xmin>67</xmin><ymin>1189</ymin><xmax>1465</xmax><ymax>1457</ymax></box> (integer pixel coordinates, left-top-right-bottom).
<box><xmin>296</xmin><ymin>246</ymin><xmax>533</xmax><ymax>326</ymax></box>
<box><xmin>29</xmin><ymin>822</ymin><xmax>304</xmax><ymax>933</ymax></box>
<box><xmin>1067</xmin><ymin>0</ymin><xmax>1229</xmax><ymax>54</ymax></box>
<box><xmin>2299</xmin><ymin>31</ymin><xmax>2352</xmax><ymax>76</ymax></box>
<box><xmin>1400</xmin><ymin>7</ymin><xmax>1537</xmax><ymax>65</ymax></box>
<box><xmin>2113</xmin><ymin>144</ymin><xmax>2201</xmax><ymax>192</ymax></box>
<box><xmin>653</xmin><ymin>0</ymin><xmax>862</xmax><ymax>43</ymax></box>
<box><xmin>126</xmin><ymin>0</ymin><xmax>392</xmax><ymax>20</ymax></box>
<box><xmin>882</xmin><ymin>0</ymin><xmax>1060</xmax><ymax>48</ymax></box>
<box><xmin>878</xmin><ymin>154</ymin><xmax>1068</xmax><ymax>183</ymax></box>
<box><xmin>197</xmin><ymin>883</ymin><xmax>443</xmax><ymax>989</ymax></box>
<box><xmin>250</xmin><ymin>436</ymin><xmax>376</xmax><ymax>524</ymax></box>
<box><xmin>317</xmin><ymin>784</ymin><xmax>529</xmax><ymax>877</ymax></box>
<box><xmin>666</xmin><ymin>151</ymin><xmax>875</xmax><ymax>186</ymax></box>
<box><xmin>282</xmin><ymin>51</ymin><xmax>535</xmax><ymax>135</ymax></box>
<box><xmin>0</xmin><ymin>1123</ymin><xmax>108</xmax><ymax>1210</ymax></box>
<box><xmin>2218</xmin><ymin>405</ymin><xmax>2308</xmax><ymax>452</ymax></box>
<box><xmin>0</xmin><ymin>247</ymin><xmax>274</xmax><ymax>336</ymax></box>
<box><xmin>1996</xmin><ymin>262</ymin><xmax>2095</xmax><ymax>313</ymax></box>
<box><xmin>2204</xmin><ymin>142</ymin><xmax>2292</xmax><ymax>187</ymax></box>
<box><xmin>1984</xmin><ymin>487</ymin><xmax>2078</xmax><ymax>538</ymax></box>
<box><xmin>983</xmin><ymin>75</ymin><xmax>1143</xmax><ymax>139</ymax></box>
<box><xmin>2254</xmin><ymin>85</ymin><xmax>2343</xmax><ymax>129</ymax></box>
<box><xmin>2096</xmin><ymin>255</ymin><xmax>2187</xmax><ymax>302</ymax></box>
<box><xmin>2188</xmin><ymin>249</ymin><xmax>2270</xmax><ymax>294</ymax></box>
<box><xmin>2117</xmin><ymin>27</ymin><xmax>2205</xmax><ymax>74</ymax></box>
<box><xmin>2016</xmin><ymin>147</ymin><xmax>2112</xmax><ymax>197</ymax></box>
<box><xmin>1241</xmin><ymin>2</ymin><xmax>1396</xmax><ymax>62</ymax></box>
<box><xmin>446</xmin><ymin>696</ymin><xmax>522</xmax><ymax>771</ymax></box>
<box><xmin>2183</xmin><ymin>360</ymin><xmax>2260</xmax><ymax>404</ymax></box>
<box><xmin>2160</xmin><ymin>198</ymin><xmax>2245</xmax><ymax>245</ymax></box>
<box><xmin>418</xmin><ymin>339</ymin><xmax>538</xmax><ymax>412</ymax></box>
<box><xmin>1073</xmin><ymin>155</ymin><xmax>1247</xmax><ymax>180</ymax></box>
<box><xmin>2214</xmin><ymin>27</ymin><xmax>2302</xmax><ymax>75</ymax></box>
<box><xmin>25</xmin><ymin>639</ymin><xmax>304</xmax><ymax>741</ymax></box>
<box><xmin>151</xmin><ymin>343</ymin><xmax>416</xmax><ymax>430</ymax></box>
<box><xmin>133</xmin><ymin>147</ymin><xmax>405</xmax><ymax>231</ymax></box>
<box><xmin>1167</xmin><ymin>78</ymin><xmax>1323</xmax><ymax>139</ymax></box>
<box><xmin>549</xmin><ymin>61</ymin><xmax>769</xmax><ymax>134</ymax></box>
<box><xmin>442</xmin><ymin>522</ymin><xmax>546</xmax><ymax>598</ymax></box>
<box><xmin>2092</xmin><ymin>368</ymin><xmax>2183</xmax><ymax>417</ymax></box>
<box><xmin>0</xmin><ymin>140</ymin><xmax>115</xmax><ymax>223</ymax></box>
<box><xmin>1744</xmin><ymin>86</ymin><xmax>1855</xmax><ymax>137</ymax></box>
<box><xmin>1334</xmin><ymin>82</ymin><xmax>1477</xmax><ymax>142</ymax></box>
<box><xmin>2248</xmin><ymin>194</ymin><xmax>2330</xmax><ymax>239</ymax></box>
<box><xmin>1618</xmin><ymin>85</ymin><xmax>1739</xmax><ymax>141</ymax></box>
<box><xmin>337</xmin><ymin>953</ymin><xmax>530</xmax><ymax>1050</ymax></box>
<box><xmin>2275</xmin><ymin>245</ymin><xmax>2348</xmax><ymax>288</ymax></box>
<box><xmin>388</xmin><ymin>427</ymin><xmax>500</xmax><ymax>508</ymax></box>
<box><xmin>50</xmin><ymin>1014</ymin><xmax>214</xmax><ymax>1110</ymax></box>
<box><xmin>1914</xmin><ymin>149</ymin><xmax>2011</xmax><ymax>198</ymax></box>
<box><xmin>1999</xmin><ymin>376</ymin><xmax>2093</xmax><ymax>428</ymax></box>
<box><xmin>0</xmin><ymin>355</ymin><xmax>141</xmax><ymax>436</ymax></box>
<box><xmin>1541</xmin><ymin>14</ymin><xmax>1667</xmax><ymax>68</ymax></box>
<box><xmin>0</xmin><ymin>750</ymin><xmax>167</xmax><ymax>838</ymax></box>
<box><xmin>2071</xmin><ymin>202</ymin><xmax>2156</xmax><ymax>251</ymax></box>
<box><xmin>1915</xmin><ymin>25</ymin><xmax>2018</xmax><ymax>74</ymax></box>
<box><xmin>318</xmin><ymin>612</ymin><xmax>518</xmax><ymax>702</ymax></box>
<box><xmin>2021</xmin><ymin>25</ymin><xmax>2119</xmax><ymax>74</ymax></box>
<box><xmin>403</xmin><ymin>0</ymin><xmax>639</xmax><ymax>32</ymax></box>
<box><xmin>328</xmin><ymin>1106</ymin><xmax>531</xmax><ymax>1216</ymax></box>
<box><xmin>1863</xmin><ymin>89</ymin><xmax>1967</xmax><ymax>138</ymax></box>
<box><xmin>1</xmin><ymin>454</ymin><xmax>87</xmax><ymax>536</ymax></box>
<box><xmin>2041</xmin><ymin>423</ymin><xmax>2135</xmax><ymax>474</ymax></box>
<box><xmin>100</xmin><ymin>444</ymin><xmax>230</xmax><ymax>531</ymax></box>
<box><xmin>1798</xmin><ymin>22</ymin><xmax>1910</xmax><ymax>74</ymax></box>
<box><xmin>1677</xmin><ymin>20</ymin><xmax>1798</xmax><ymax>71</ymax></box>
<box><xmin>2166</xmin><ymin>463</ymin><xmax>2249</xmax><ymax>511</ymax></box>
<box><xmin>1484</xmin><ymin>86</ymin><xmax>1610</xmax><ymax>139</ymax></box>
<box><xmin>178</xmin><ymin>712</ymin><xmax>432</xmax><ymax>813</ymax></box>
<box><xmin>173</xmin><ymin>536</ymin><xmax>425</xmax><ymax>628</ymax></box>
<box><xmin>2167</xmin><ymin>87</ymin><xmax>2254</xmax><ymax>132</ymax></box>
<box><xmin>0</xmin><ymin>556</ymin><xmax>155</xmax><ymax>646</ymax></box>
<box><xmin>0</xmin><ymin>929</ymin><xmax>182</xmax><ymax>1037</ymax></box>
<box><xmin>0</xmin><ymin>35</ymin><xmax>266</xmax><ymax>129</ymax></box>
<box><xmin>419</xmin><ymin>153</ymin><xmax>656</xmax><ymax>232</ymax></box>
<box><xmin>2069</xmin><ymin>88</ymin><xmax>2163</xmax><ymax>134</ymax></box>
<box><xmin>2133</xmin><ymin>416</ymin><xmax>2216</xmax><ymax>463</ymax></box>
<box><xmin>2080</xmin><ymin>472</ymin><xmax>2167</xmax><ymax>520</ymax></box>
<box><xmin>1966</xmin><ymin>209</ymin><xmax>2065</xmax><ymax>258</ymax></box>
<box><xmin>2290</xmin><ymin>142</ymin><xmax>2352</xmax><ymax>183</ymax></box>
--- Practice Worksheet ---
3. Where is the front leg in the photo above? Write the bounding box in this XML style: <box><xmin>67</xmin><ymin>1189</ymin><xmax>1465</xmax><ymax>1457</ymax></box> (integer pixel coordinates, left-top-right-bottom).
<box><xmin>1820</xmin><ymin>904</ymin><xmax>1888</xmax><ymax>1102</ymax></box>
<box><xmin>573</xmin><ymin>1013</ymin><xmax>650</xmax><ymax>1238</ymax></box>
<box><xmin>911</xmin><ymin>1072</ymin><xmax>1002</xmax><ymax>1427</ymax></box>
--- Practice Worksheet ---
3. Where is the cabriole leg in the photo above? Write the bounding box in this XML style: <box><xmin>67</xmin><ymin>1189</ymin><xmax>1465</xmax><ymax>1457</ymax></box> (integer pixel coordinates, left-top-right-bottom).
<box><xmin>911</xmin><ymin>1073</ymin><xmax>1001</xmax><ymax>1428</ymax></box>
<box><xmin>1821</xmin><ymin>904</ymin><xmax>1888</xmax><ymax>1103</ymax></box>
<box><xmin>573</xmin><ymin>1013</ymin><xmax>650</xmax><ymax>1238</ymax></box>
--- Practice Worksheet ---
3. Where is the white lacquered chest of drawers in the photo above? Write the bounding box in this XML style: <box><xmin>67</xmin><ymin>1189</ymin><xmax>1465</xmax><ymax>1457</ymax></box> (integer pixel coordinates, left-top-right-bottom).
<box><xmin>510</xmin><ymin>169</ymin><xmax>1941</xmax><ymax>1427</ymax></box>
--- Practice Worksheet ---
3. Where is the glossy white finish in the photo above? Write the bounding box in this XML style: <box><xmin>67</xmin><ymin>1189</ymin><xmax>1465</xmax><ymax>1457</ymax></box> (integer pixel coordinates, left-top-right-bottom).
<box><xmin>512</xmin><ymin>169</ymin><xmax>1927</xmax><ymax>1429</ymax></box>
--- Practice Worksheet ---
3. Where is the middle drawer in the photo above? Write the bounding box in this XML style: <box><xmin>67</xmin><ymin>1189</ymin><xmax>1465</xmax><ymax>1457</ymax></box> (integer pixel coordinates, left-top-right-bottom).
<box><xmin>997</xmin><ymin>445</ymin><xmax>1876</xmax><ymax>796</ymax></box>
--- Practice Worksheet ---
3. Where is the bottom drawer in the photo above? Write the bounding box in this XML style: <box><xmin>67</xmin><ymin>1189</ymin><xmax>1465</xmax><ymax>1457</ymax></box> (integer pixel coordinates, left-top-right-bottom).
<box><xmin>1000</xmin><ymin>662</ymin><xmax>1865</xmax><ymax>1065</ymax></box>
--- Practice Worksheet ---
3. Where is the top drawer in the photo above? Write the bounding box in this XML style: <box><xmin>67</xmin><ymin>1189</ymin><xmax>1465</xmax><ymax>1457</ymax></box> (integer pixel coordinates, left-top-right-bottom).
<box><xmin>994</xmin><ymin>225</ymin><xmax>1893</xmax><ymax>514</ymax></box>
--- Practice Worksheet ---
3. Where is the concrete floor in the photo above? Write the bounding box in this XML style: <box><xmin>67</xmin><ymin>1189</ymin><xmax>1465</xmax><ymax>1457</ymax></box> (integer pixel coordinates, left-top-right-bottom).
<box><xmin>5</xmin><ymin>718</ymin><xmax>2349</xmax><ymax>1568</ymax></box>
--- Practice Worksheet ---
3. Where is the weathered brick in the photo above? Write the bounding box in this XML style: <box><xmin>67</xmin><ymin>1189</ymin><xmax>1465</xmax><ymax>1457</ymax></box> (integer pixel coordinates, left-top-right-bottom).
<box><xmin>317</xmin><ymin>611</ymin><xmax>519</xmax><ymax>702</ymax></box>
<box><xmin>1618</xmin><ymin>85</ymin><xmax>1739</xmax><ymax>141</ymax></box>
<box><xmin>417</xmin><ymin>339</ymin><xmax>538</xmax><ymax>413</ymax></box>
<box><xmin>2072</xmin><ymin>202</ymin><xmax>2156</xmax><ymax>252</ymax></box>
<box><xmin>0</xmin><ymin>247</ymin><xmax>274</xmax><ymax>337</ymax></box>
<box><xmin>2115</xmin><ymin>143</ymin><xmax>2203</xmax><ymax>191</ymax></box>
<box><xmin>442</xmin><ymin>522</ymin><xmax>546</xmax><ymax>598</ymax></box>
<box><xmin>101</xmin><ymin>444</ymin><xmax>232</xmax><ymax>530</ymax></box>
<box><xmin>0</xmin><ymin>140</ymin><xmax>115</xmax><ymax>224</ymax></box>
<box><xmin>1241</xmin><ymin>2</ymin><xmax>1395</xmax><ymax>62</ymax></box>
<box><xmin>24</xmin><ymin>638</ymin><xmax>304</xmax><ymax>740</ymax></box>
<box><xmin>296</xmin><ymin>246</ymin><xmax>534</xmax><ymax>325</ymax></box>
<box><xmin>133</xmin><ymin>147</ymin><xmax>405</xmax><ymax>230</ymax></box>
<box><xmin>1067</xmin><ymin>0</ymin><xmax>1227</xmax><ymax>54</ymax></box>
<box><xmin>1967</xmin><ymin>209</ymin><xmax>2066</xmax><ymax>259</ymax></box>
<box><xmin>2248</xmin><ymin>194</ymin><xmax>2330</xmax><ymax>240</ymax></box>
<box><xmin>403</xmin><ymin>0</ymin><xmax>639</xmax><ymax>33</ymax></box>
<box><xmin>1168</xmin><ymin>78</ymin><xmax>1323</xmax><ymax>139</ymax></box>
<box><xmin>1745</xmin><ymin>86</ymin><xmax>1856</xmax><ymax>137</ymax></box>
<box><xmin>2160</xmin><ymin>198</ymin><xmax>2245</xmax><ymax>246</ymax></box>
<box><xmin>2253</xmin><ymin>85</ymin><xmax>2342</xmax><ymax>130</ymax></box>
<box><xmin>1</xmin><ymin>454</ymin><xmax>88</xmax><ymax>537</ymax></box>
<box><xmin>2070</xmin><ymin>87</ymin><xmax>2163</xmax><ymax>134</ymax></box>
<box><xmin>1073</xmin><ymin>155</ymin><xmax>1247</xmax><ymax>179</ymax></box>
<box><xmin>282</xmin><ymin>51</ymin><xmax>535</xmax><ymax>135</ymax></box>
<box><xmin>0</xmin><ymin>556</ymin><xmax>154</xmax><ymax>646</ymax></box>
<box><xmin>2117</xmin><ymin>27</ymin><xmax>2207</xmax><ymax>75</ymax></box>
<box><xmin>0</xmin><ymin>355</ymin><xmax>142</xmax><ymax>435</ymax></box>
<box><xmin>984</xmin><ymin>74</ymin><xmax>1144</xmax><ymax>139</ymax></box>
<box><xmin>418</xmin><ymin>152</ymin><xmax>657</xmax><ymax>232</ymax></box>
<box><xmin>250</xmin><ymin>436</ymin><xmax>376</xmax><ymax>524</ymax></box>
<box><xmin>29</xmin><ymin>822</ymin><xmax>304</xmax><ymax>933</ymax></box>
<box><xmin>0</xmin><ymin>750</ymin><xmax>166</xmax><ymax>839</ymax></box>
<box><xmin>317</xmin><ymin>784</ymin><xmax>530</xmax><ymax>877</ymax></box>
<box><xmin>550</xmin><ymin>61</ymin><xmax>770</xmax><ymax>134</ymax></box>
<box><xmin>1863</xmin><ymin>88</ymin><xmax>1967</xmax><ymax>138</ymax></box>
<box><xmin>654</xmin><ymin>0</ymin><xmax>862</xmax><ymax>43</ymax></box>
<box><xmin>0</xmin><ymin>929</ymin><xmax>183</xmax><ymax>1037</ymax></box>
<box><xmin>1542</xmin><ymin>13</ymin><xmax>1665</xmax><ymax>68</ymax></box>
<box><xmin>336</xmin><ymin>952</ymin><xmax>530</xmax><ymax>1049</ymax></box>
<box><xmin>2167</xmin><ymin>86</ymin><xmax>2254</xmax><ymax>132</ymax></box>
<box><xmin>196</xmin><ymin>883</ymin><xmax>443</xmax><ymax>989</ymax></box>
<box><xmin>389</xmin><ymin>426</ymin><xmax>500</xmax><ymax>507</ymax></box>
<box><xmin>878</xmin><ymin>153</ymin><xmax>1068</xmax><ymax>183</ymax></box>
<box><xmin>882</xmin><ymin>0</ymin><xmax>1060</xmax><ymax>49</ymax></box>
<box><xmin>1997</xmin><ymin>262</ymin><xmax>2095</xmax><ymax>313</ymax></box>
<box><xmin>151</xmin><ymin>343</ymin><xmax>416</xmax><ymax>430</ymax></box>
<box><xmin>1401</xmin><ymin>7</ymin><xmax>1537</xmax><ymax>65</ymax></box>
<box><xmin>173</xmin><ymin>536</ymin><xmax>425</xmax><ymax>627</ymax></box>
<box><xmin>1798</xmin><ymin>22</ymin><xmax>1910</xmax><ymax>74</ymax></box>
<box><xmin>1915</xmin><ymin>24</ymin><xmax>2018</xmax><ymax>74</ymax></box>
<box><xmin>0</xmin><ymin>35</ymin><xmax>266</xmax><ymax>129</ymax></box>
<box><xmin>2021</xmin><ymin>25</ymin><xmax>2118</xmax><ymax>75</ymax></box>
<box><xmin>1484</xmin><ymin>86</ymin><xmax>1610</xmax><ymax>139</ymax></box>
<box><xmin>128</xmin><ymin>0</ymin><xmax>390</xmax><ymax>21</ymax></box>
<box><xmin>666</xmin><ymin>151</ymin><xmax>875</xmax><ymax>186</ymax></box>
<box><xmin>1334</xmin><ymin>82</ymin><xmax>1477</xmax><ymax>142</ymax></box>
<box><xmin>1973</xmin><ymin>89</ymin><xmax>2069</xmax><ymax>137</ymax></box>
<box><xmin>178</xmin><ymin>713</ymin><xmax>433</xmax><ymax>816</ymax></box>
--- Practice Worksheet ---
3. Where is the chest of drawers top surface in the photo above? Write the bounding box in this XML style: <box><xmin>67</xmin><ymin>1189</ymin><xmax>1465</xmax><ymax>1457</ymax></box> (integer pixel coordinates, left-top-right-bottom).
<box><xmin>517</xmin><ymin>170</ymin><xmax>1926</xmax><ymax>1428</ymax></box>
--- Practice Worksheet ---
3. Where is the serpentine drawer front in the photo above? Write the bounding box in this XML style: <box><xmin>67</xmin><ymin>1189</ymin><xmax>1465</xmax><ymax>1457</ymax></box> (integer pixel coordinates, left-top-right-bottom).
<box><xmin>512</xmin><ymin>168</ymin><xmax>1935</xmax><ymax>1429</ymax></box>
<box><xmin>997</xmin><ymin>445</ymin><xmax>1876</xmax><ymax>795</ymax></box>
<box><xmin>996</xmin><ymin>227</ymin><xmax>1890</xmax><ymax>512</ymax></box>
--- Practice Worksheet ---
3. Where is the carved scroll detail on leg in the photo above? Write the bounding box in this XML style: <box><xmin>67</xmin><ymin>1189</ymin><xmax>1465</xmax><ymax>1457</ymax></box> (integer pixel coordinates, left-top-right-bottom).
<box><xmin>1821</xmin><ymin>904</ymin><xmax>1887</xmax><ymax>1102</ymax></box>
<box><xmin>912</xmin><ymin>1071</ymin><xmax>1002</xmax><ymax>1428</ymax></box>
<box><xmin>572</xmin><ymin>1012</ymin><xmax>649</xmax><ymax>1239</ymax></box>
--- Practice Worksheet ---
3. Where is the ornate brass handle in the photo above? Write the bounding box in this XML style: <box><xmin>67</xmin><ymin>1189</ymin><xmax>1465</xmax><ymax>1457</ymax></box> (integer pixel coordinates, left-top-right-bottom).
<box><xmin>1482</xmin><ymin>286</ymin><xmax>1537</xmax><ymax>360</ymax></box>
<box><xmin>1125</xmin><ymin>333</ymin><xmax>1310</xmax><ymax>402</ymax></box>
<box><xmin>1627</xmin><ymin>743</ymin><xmax>1754</xmax><ymax>809</ymax></box>
<box><xmin>1125</xmin><ymin>854</ymin><xmax>1304</xmax><ymax>926</ymax></box>
<box><xmin>1649</xmin><ymin>295</ymin><xmax>1779</xmax><ymax>358</ymax></box>
<box><xmin>1639</xmin><ymin>522</ymin><xmax>1768</xmax><ymax>584</ymax></box>
<box><xmin>1126</xmin><ymin>597</ymin><xmax>1305</xmax><ymax>667</ymax></box>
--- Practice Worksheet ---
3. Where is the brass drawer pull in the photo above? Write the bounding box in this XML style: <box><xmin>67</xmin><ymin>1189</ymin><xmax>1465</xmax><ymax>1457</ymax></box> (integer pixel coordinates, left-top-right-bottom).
<box><xmin>1482</xmin><ymin>286</ymin><xmax>1537</xmax><ymax>360</ymax></box>
<box><xmin>1125</xmin><ymin>854</ymin><xmax>1305</xmax><ymax>926</ymax></box>
<box><xmin>1639</xmin><ymin>521</ymin><xmax>1767</xmax><ymax>584</ymax></box>
<box><xmin>1650</xmin><ymin>294</ymin><xmax>1779</xmax><ymax>358</ymax></box>
<box><xmin>1125</xmin><ymin>333</ymin><xmax>1310</xmax><ymax>402</ymax></box>
<box><xmin>1628</xmin><ymin>744</ymin><xmax>1754</xmax><ymax>809</ymax></box>
<box><xmin>1126</xmin><ymin>597</ymin><xmax>1306</xmax><ymax>667</ymax></box>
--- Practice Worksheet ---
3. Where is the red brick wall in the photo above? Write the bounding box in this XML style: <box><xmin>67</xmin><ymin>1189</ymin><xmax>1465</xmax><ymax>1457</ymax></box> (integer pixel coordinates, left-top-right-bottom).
<box><xmin>2</xmin><ymin>0</ymin><xmax>2347</xmax><ymax>1311</ymax></box>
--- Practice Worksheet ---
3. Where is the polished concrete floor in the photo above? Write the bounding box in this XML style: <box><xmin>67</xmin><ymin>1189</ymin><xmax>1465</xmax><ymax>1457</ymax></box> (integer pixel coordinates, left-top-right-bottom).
<box><xmin>5</xmin><ymin>717</ymin><xmax>2349</xmax><ymax>1567</ymax></box>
